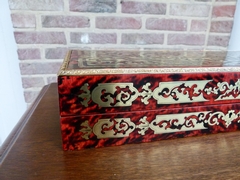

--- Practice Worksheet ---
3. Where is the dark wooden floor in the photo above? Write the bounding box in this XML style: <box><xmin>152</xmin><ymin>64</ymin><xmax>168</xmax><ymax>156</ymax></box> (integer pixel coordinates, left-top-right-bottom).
<box><xmin>1</xmin><ymin>83</ymin><xmax>240</xmax><ymax>180</ymax></box>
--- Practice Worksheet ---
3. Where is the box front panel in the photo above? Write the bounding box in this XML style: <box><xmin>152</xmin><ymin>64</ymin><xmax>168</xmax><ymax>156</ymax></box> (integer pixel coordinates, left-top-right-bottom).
<box><xmin>60</xmin><ymin>103</ymin><xmax>240</xmax><ymax>150</ymax></box>
<box><xmin>58</xmin><ymin>72</ymin><xmax>240</xmax><ymax>116</ymax></box>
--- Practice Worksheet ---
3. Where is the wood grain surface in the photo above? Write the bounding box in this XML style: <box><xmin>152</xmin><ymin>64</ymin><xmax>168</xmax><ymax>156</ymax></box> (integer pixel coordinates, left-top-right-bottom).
<box><xmin>0</xmin><ymin>83</ymin><xmax>240</xmax><ymax>180</ymax></box>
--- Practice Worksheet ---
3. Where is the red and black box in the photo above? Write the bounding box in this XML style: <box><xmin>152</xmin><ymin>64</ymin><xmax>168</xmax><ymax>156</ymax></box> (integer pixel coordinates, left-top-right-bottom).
<box><xmin>58</xmin><ymin>50</ymin><xmax>240</xmax><ymax>150</ymax></box>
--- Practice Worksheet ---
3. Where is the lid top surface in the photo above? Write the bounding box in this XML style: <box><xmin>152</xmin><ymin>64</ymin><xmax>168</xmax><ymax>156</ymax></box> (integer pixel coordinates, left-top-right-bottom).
<box><xmin>58</xmin><ymin>50</ymin><xmax>240</xmax><ymax>75</ymax></box>
<box><xmin>67</xmin><ymin>50</ymin><xmax>240</xmax><ymax>69</ymax></box>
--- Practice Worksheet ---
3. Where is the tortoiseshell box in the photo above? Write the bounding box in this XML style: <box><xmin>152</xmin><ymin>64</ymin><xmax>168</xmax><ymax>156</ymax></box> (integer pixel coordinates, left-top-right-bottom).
<box><xmin>58</xmin><ymin>50</ymin><xmax>240</xmax><ymax>150</ymax></box>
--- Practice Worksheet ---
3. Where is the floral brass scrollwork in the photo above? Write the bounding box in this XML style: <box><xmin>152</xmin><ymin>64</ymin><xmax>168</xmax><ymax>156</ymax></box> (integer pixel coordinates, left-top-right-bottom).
<box><xmin>92</xmin><ymin>83</ymin><xmax>138</xmax><ymax>107</ymax></box>
<box><xmin>78</xmin><ymin>79</ymin><xmax>240</xmax><ymax>107</ymax></box>
<box><xmin>93</xmin><ymin>118</ymin><xmax>135</xmax><ymax>138</ymax></box>
<box><xmin>79</xmin><ymin>110</ymin><xmax>240</xmax><ymax>140</ymax></box>
<box><xmin>79</xmin><ymin>121</ymin><xmax>92</xmax><ymax>140</ymax></box>
<box><xmin>204</xmin><ymin>79</ymin><xmax>240</xmax><ymax>101</ymax></box>
<box><xmin>78</xmin><ymin>83</ymin><xmax>90</xmax><ymax>107</ymax></box>
<box><xmin>153</xmin><ymin>80</ymin><xmax>211</xmax><ymax>104</ymax></box>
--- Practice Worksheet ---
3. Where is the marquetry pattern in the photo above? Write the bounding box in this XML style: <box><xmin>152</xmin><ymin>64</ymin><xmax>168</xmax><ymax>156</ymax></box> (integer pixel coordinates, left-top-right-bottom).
<box><xmin>78</xmin><ymin>79</ymin><xmax>240</xmax><ymax>107</ymax></box>
<box><xmin>79</xmin><ymin>110</ymin><xmax>240</xmax><ymax>140</ymax></box>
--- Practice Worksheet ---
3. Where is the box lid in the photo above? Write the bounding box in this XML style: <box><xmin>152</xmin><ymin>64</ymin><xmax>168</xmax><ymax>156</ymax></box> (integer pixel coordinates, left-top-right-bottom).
<box><xmin>58</xmin><ymin>50</ymin><xmax>240</xmax><ymax>76</ymax></box>
<box><xmin>58</xmin><ymin>50</ymin><xmax>240</xmax><ymax>116</ymax></box>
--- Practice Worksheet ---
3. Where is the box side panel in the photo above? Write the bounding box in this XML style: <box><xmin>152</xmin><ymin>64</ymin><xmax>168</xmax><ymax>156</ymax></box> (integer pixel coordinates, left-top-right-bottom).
<box><xmin>60</xmin><ymin>103</ymin><xmax>240</xmax><ymax>150</ymax></box>
<box><xmin>58</xmin><ymin>72</ymin><xmax>240</xmax><ymax>116</ymax></box>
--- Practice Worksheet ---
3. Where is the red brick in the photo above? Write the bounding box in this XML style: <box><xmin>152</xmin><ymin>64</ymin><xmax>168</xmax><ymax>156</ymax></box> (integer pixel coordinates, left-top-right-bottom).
<box><xmin>168</xmin><ymin>34</ymin><xmax>205</xmax><ymax>45</ymax></box>
<box><xmin>146</xmin><ymin>18</ymin><xmax>187</xmax><ymax>31</ymax></box>
<box><xmin>14</xmin><ymin>32</ymin><xmax>66</xmax><ymax>44</ymax></box>
<box><xmin>20</xmin><ymin>62</ymin><xmax>62</xmax><ymax>75</ymax></box>
<box><xmin>210</xmin><ymin>21</ymin><xmax>233</xmax><ymax>33</ymax></box>
<box><xmin>212</xmin><ymin>5</ymin><xmax>236</xmax><ymax>18</ymax></box>
<box><xmin>9</xmin><ymin>0</ymin><xmax>64</xmax><ymax>11</ymax></box>
<box><xmin>70</xmin><ymin>32</ymin><xmax>117</xmax><ymax>44</ymax></box>
<box><xmin>70</xmin><ymin>0</ymin><xmax>116</xmax><ymax>13</ymax></box>
<box><xmin>191</xmin><ymin>20</ymin><xmax>208</xmax><ymax>32</ymax></box>
<box><xmin>22</xmin><ymin>77</ymin><xmax>45</xmax><ymax>88</ymax></box>
<box><xmin>96</xmin><ymin>17</ymin><xmax>141</xmax><ymax>29</ymax></box>
<box><xmin>24</xmin><ymin>90</ymin><xmax>40</xmax><ymax>103</ymax></box>
<box><xmin>170</xmin><ymin>4</ymin><xmax>210</xmax><ymax>17</ymax></box>
<box><xmin>42</xmin><ymin>15</ymin><xmax>90</xmax><ymax>28</ymax></box>
<box><xmin>121</xmin><ymin>33</ymin><xmax>164</xmax><ymax>45</ymax></box>
<box><xmin>11</xmin><ymin>14</ymin><xmax>36</xmax><ymax>28</ymax></box>
<box><xmin>17</xmin><ymin>49</ymin><xmax>41</xmax><ymax>60</ymax></box>
<box><xmin>45</xmin><ymin>47</ymin><xmax>68</xmax><ymax>59</ymax></box>
<box><xmin>207</xmin><ymin>35</ymin><xmax>230</xmax><ymax>47</ymax></box>
<box><xmin>122</xmin><ymin>1</ymin><xmax>166</xmax><ymax>14</ymax></box>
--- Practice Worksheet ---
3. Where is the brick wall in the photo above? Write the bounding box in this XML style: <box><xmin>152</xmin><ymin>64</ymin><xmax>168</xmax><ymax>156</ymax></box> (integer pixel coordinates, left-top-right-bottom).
<box><xmin>9</xmin><ymin>0</ymin><xmax>236</xmax><ymax>105</ymax></box>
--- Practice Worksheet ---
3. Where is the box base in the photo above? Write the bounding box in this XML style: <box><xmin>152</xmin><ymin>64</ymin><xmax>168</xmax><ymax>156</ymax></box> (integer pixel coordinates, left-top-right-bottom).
<box><xmin>60</xmin><ymin>103</ymin><xmax>240</xmax><ymax>150</ymax></box>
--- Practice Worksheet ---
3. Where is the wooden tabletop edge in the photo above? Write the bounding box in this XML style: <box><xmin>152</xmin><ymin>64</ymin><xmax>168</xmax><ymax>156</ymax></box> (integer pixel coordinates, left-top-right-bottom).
<box><xmin>0</xmin><ymin>84</ymin><xmax>52</xmax><ymax>165</ymax></box>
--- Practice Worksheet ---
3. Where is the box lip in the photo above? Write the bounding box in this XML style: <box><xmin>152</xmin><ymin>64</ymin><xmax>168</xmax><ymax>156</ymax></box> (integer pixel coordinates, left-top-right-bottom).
<box><xmin>57</xmin><ymin>50</ymin><xmax>240</xmax><ymax>76</ymax></box>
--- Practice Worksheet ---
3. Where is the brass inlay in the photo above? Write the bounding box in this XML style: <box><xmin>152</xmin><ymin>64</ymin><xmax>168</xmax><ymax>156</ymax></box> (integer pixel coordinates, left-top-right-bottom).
<box><xmin>79</xmin><ymin>121</ymin><xmax>92</xmax><ymax>140</ymax></box>
<box><xmin>205</xmin><ymin>79</ymin><xmax>240</xmax><ymax>101</ymax></box>
<box><xmin>92</xmin><ymin>83</ymin><xmax>138</xmax><ymax>107</ymax></box>
<box><xmin>136</xmin><ymin>116</ymin><xmax>149</xmax><ymax>135</ymax></box>
<box><xmin>152</xmin><ymin>80</ymin><xmax>211</xmax><ymax>104</ymax></box>
<box><xmin>79</xmin><ymin>110</ymin><xmax>240</xmax><ymax>140</ymax></box>
<box><xmin>139</xmin><ymin>83</ymin><xmax>152</xmax><ymax>105</ymax></box>
<box><xmin>93</xmin><ymin>118</ymin><xmax>135</xmax><ymax>139</ymax></box>
<box><xmin>78</xmin><ymin>79</ymin><xmax>240</xmax><ymax>107</ymax></box>
<box><xmin>78</xmin><ymin>83</ymin><xmax>90</xmax><ymax>107</ymax></box>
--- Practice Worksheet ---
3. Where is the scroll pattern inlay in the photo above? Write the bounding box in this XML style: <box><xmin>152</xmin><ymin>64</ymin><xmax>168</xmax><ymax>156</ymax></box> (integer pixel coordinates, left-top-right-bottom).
<box><xmin>78</xmin><ymin>79</ymin><xmax>240</xmax><ymax>107</ymax></box>
<box><xmin>79</xmin><ymin>110</ymin><xmax>240</xmax><ymax>140</ymax></box>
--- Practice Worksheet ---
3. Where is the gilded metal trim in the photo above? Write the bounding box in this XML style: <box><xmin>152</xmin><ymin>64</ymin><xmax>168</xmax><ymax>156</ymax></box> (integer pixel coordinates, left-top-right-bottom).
<box><xmin>58</xmin><ymin>66</ymin><xmax>240</xmax><ymax>76</ymax></box>
<box><xmin>57</xmin><ymin>51</ymin><xmax>72</xmax><ymax>76</ymax></box>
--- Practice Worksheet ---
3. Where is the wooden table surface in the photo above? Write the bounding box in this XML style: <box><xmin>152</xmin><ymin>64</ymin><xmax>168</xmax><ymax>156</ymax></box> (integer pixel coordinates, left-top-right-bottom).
<box><xmin>1</xmin><ymin>83</ymin><xmax>240</xmax><ymax>180</ymax></box>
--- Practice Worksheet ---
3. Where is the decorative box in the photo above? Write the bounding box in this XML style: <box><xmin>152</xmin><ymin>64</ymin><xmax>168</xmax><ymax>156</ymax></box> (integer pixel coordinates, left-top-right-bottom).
<box><xmin>58</xmin><ymin>50</ymin><xmax>240</xmax><ymax>150</ymax></box>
